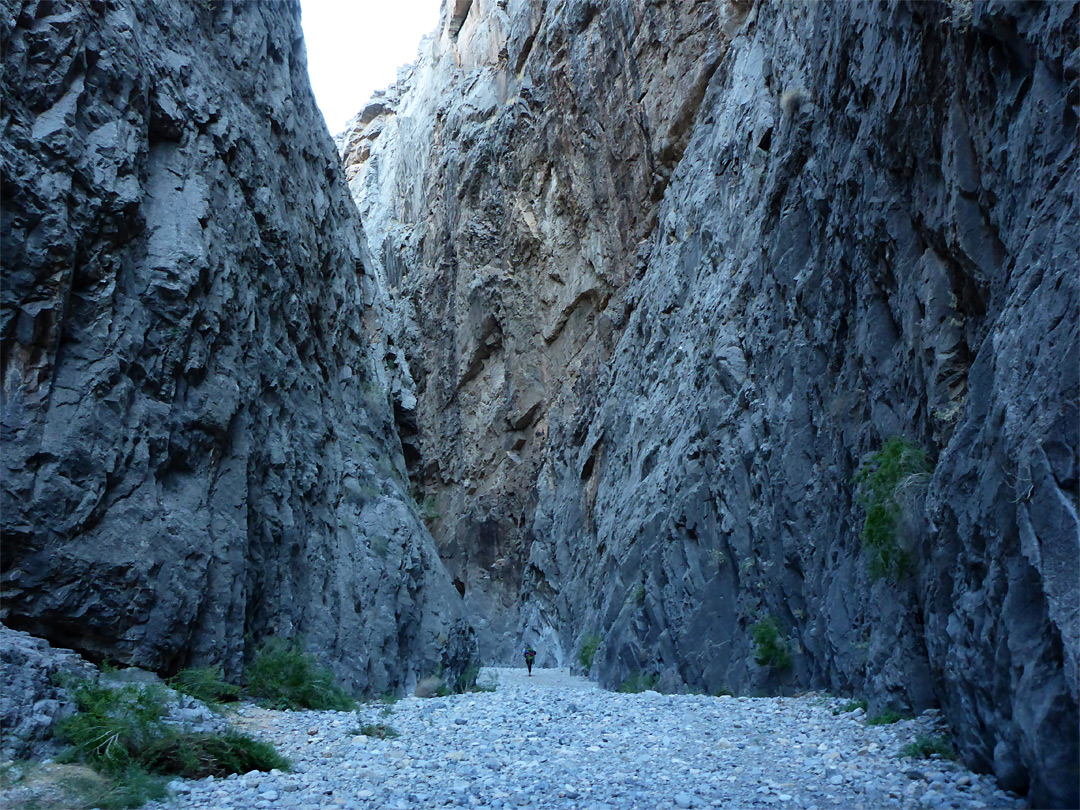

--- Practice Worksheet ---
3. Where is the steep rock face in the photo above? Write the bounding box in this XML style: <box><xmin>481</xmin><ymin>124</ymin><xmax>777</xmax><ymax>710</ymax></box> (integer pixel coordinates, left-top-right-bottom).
<box><xmin>340</xmin><ymin>0</ymin><xmax>742</xmax><ymax>662</ymax></box>
<box><xmin>343</xmin><ymin>0</ymin><xmax>1078</xmax><ymax>805</ymax></box>
<box><xmin>0</xmin><ymin>0</ymin><xmax>476</xmax><ymax>694</ymax></box>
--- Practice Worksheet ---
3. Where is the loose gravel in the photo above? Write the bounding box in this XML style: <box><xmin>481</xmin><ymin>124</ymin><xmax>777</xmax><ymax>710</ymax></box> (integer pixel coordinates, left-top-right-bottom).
<box><xmin>145</xmin><ymin>668</ymin><xmax>1025</xmax><ymax>810</ymax></box>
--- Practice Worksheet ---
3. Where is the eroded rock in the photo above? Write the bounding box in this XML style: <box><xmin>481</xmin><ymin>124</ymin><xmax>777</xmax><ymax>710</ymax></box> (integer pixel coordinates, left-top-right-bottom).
<box><xmin>0</xmin><ymin>0</ymin><xmax>476</xmax><ymax>695</ymax></box>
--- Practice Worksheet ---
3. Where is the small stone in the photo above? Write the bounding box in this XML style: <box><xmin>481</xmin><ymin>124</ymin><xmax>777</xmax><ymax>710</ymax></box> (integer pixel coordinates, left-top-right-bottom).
<box><xmin>674</xmin><ymin>792</ymin><xmax>693</xmax><ymax>808</ymax></box>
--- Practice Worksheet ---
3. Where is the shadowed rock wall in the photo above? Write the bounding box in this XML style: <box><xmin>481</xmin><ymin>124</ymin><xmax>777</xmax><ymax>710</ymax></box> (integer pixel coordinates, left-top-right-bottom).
<box><xmin>1</xmin><ymin>0</ymin><xmax>475</xmax><ymax>694</ymax></box>
<box><xmin>342</xmin><ymin>0</ymin><xmax>1077</xmax><ymax>805</ymax></box>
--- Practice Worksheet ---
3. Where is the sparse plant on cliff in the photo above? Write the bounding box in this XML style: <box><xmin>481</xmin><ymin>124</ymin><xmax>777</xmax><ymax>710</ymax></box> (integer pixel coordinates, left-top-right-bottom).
<box><xmin>578</xmin><ymin>632</ymin><xmax>602</xmax><ymax>675</ymax></box>
<box><xmin>244</xmin><ymin>639</ymin><xmax>357</xmax><ymax>711</ymax></box>
<box><xmin>750</xmin><ymin>616</ymin><xmax>792</xmax><ymax>671</ymax></box>
<box><xmin>780</xmin><ymin>86</ymin><xmax>809</xmax><ymax>116</ymax></box>
<box><xmin>420</xmin><ymin>495</ymin><xmax>441</xmax><ymax>522</ymax></box>
<box><xmin>853</xmin><ymin>436</ymin><xmax>932</xmax><ymax>582</ymax></box>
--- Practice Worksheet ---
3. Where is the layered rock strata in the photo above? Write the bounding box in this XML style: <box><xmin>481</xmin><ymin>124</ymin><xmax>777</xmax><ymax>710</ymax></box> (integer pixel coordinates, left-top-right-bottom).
<box><xmin>341</xmin><ymin>0</ymin><xmax>1078</xmax><ymax>805</ymax></box>
<box><xmin>1</xmin><ymin>0</ymin><xmax>475</xmax><ymax>695</ymax></box>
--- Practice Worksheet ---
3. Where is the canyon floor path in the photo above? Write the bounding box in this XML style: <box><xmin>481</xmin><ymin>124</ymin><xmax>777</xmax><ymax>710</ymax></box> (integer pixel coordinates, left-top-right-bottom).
<box><xmin>151</xmin><ymin>668</ymin><xmax>1024</xmax><ymax>810</ymax></box>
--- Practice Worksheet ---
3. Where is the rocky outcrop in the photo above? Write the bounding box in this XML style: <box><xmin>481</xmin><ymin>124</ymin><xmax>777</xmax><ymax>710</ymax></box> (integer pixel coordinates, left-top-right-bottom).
<box><xmin>0</xmin><ymin>625</ymin><xmax>97</xmax><ymax>761</ymax></box>
<box><xmin>341</xmin><ymin>0</ymin><xmax>1078</xmax><ymax>805</ymax></box>
<box><xmin>0</xmin><ymin>0</ymin><xmax>476</xmax><ymax>695</ymax></box>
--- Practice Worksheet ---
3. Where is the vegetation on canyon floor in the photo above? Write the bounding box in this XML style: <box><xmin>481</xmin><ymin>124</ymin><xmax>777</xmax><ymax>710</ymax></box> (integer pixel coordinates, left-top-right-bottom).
<box><xmin>617</xmin><ymin>671</ymin><xmax>660</xmax><ymax>693</ymax></box>
<box><xmin>357</xmin><ymin>722</ymin><xmax>400</xmax><ymax>739</ymax></box>
<box><xmin>167</xmin><ymin>665</ymin><xmax>240</xmax><ymax>707</ymax></box>
<box><xmin>49</xmin><ymin>679</ymin><xmax>288</xmax><ymax>808</ymax></box>
<box><xmin>244</xmin><ymin>638</ymin><xmax>357</xmax><ymax>711</ymax></box>
<box><xmin>867</xmin><ymin>709</ymin><xmax>913</xmax><ymax>726</ymax></box>
<box><xmin>899</xmin><ymin>733</ymin><xmax>956</xmax><ymax>760</ymax></box>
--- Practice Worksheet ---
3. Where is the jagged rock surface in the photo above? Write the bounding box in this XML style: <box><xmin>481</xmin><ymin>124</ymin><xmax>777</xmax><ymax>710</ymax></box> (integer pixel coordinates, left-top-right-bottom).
<box><xmin>341</xmin><ymin>0</ymin><xmax>1078</xmax><ymax>806</ymax></box>
<box><xmin>0</xmin><ymin>625</ymin><xmax>97</xmax><ymax>761</ymax></box>
<box><xmin>339</xmin><ymin>0</ymin><xmax>737</xmax><ymax>664</ymax></box>
<box><xmin>0</xmin><ymin>0</ymin><xmax>476</xmax><ymax>696</ymax></box>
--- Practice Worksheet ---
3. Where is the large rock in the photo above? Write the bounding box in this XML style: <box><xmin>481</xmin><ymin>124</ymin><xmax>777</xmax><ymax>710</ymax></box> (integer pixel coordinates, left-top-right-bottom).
<box><xmin>341</xmin><ymin>0</ymin><xmax>1077</xmax><ymax>806</ymax></box>
<box><xmin>0</xmin><ymin>0</ymin><xmax>476</xmax><ymax>694</ymax></box>
<box><xmin>0</xmin><ymin>625</ymin><xmax>97</xmax><ymax>761</ymax></box>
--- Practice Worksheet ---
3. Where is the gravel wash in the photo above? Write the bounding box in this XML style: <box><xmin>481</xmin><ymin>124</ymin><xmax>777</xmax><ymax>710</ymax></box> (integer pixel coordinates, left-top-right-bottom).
<box><xmin>145</xmin><ymin>668</ymin><xmax>1025</xmax><ymax>810</ymax></box>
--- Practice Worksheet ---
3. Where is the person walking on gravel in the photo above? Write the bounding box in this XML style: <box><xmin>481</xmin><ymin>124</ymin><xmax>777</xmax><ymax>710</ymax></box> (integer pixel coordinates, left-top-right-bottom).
<box><xmin>524</xmin><ymin>647</ymin><xmax>536</xmax><ymax>676</ymax></box>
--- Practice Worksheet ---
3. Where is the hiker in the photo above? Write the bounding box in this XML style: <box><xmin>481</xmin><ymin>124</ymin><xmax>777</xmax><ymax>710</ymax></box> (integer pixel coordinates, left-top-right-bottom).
<box><xmin>524</xmin><ymin>646</ymin><xmax>536</xmax><ymax>676</ymax></box>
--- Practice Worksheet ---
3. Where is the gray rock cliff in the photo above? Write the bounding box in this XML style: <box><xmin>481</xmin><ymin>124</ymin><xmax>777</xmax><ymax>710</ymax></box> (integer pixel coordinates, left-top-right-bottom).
<box><xmin>1</xmin><ymin>0</ymin><xmax>476</xmax><ymax>695</ymax></box>
<box><xmin>340</xmin><ymin>0</ymin><xmax>1078</xmax><ymax>806</ymax></box>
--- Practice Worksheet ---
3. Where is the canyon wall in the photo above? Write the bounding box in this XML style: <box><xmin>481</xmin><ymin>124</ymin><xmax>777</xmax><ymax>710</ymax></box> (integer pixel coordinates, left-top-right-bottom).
<box><xmin>0</xmin><ymin>0</ymin><xmax>476</xmax><ymax>694</ymax></box>
<box><xmin>341</xmin><ymin>0</ymin><xmax>1078</xmax><ymax>805</ymax></box>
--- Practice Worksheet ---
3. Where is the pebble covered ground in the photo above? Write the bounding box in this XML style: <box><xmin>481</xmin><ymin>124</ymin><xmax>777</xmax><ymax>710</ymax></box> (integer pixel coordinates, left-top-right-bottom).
<box><xmin>146</xmin><ymin>668</ymin><xmax>1026</xmax><ymax>810</ymax></box>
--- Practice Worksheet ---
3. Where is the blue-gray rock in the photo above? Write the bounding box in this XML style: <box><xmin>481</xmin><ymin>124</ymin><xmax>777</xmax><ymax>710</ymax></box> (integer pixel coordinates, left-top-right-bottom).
<box><xmin>339</xmin><ymin>1</ymin><xmax>1077</xmax><ymax>807</ymax></box>
<box><xmin>0</xmin><ymin>0</ymin><xmax>476</xmax><ymax>695</ymax></box>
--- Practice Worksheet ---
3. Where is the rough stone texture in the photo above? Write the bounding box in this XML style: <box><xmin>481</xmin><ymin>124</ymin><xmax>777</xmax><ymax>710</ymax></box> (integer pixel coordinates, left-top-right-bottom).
<box><xmin>0</xmin><ymin>624</ymin><xmax>97</xmax><ymax>761</ymax></box>
<box><xmin>0</xmin><ymin>0</ymin><xmax>476</xmax><ymax>696</ymax></box>
<box><xmin>342</xmin><ymin>0</ymin><xmax>1078</xmax><ymax>806</ymax></box>
<box><xmin>339</xmin><ymin>0</ymin><xmax>738</xmax><ymax>664</ymax></box>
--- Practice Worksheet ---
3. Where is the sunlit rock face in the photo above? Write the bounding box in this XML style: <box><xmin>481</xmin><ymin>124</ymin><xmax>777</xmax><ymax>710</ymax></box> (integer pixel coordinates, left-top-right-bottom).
<box><xmin>0</xmin><ymin>0</ymin><xmax>476</xmax><ymax>695</ymax></box>
<box><xmin>342</xmin><ymin>0</ymin><xmax>1077</xmax><ymax>805</ymax></box>
<box><xmin>339</xmin><ymin>0</ymin><xmax>734</xmax><ymax>666</ymax></box>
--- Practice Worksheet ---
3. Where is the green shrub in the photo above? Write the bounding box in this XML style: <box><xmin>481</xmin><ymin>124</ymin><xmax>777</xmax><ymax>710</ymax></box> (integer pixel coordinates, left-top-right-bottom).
<box><xmin>167</xmin><ymin>666</ymin><xmax>240</xmax><ymax>706</ymax></box>
<box><xmin>54</xmin><ymin>679</ymin><xmax>288</xmax><ymax>808</ymax></box>
<box><xmin>750</xmin><ymin>616</ymin><xmax>792</xmax><ymax>671</ymax></box>
<box><xmin>578</xmin><ymin>633</ymin><xmax>602</xmax><ymax>673</ymax></box>
<box><xmin>244</xmin><ymin>639</ymin><xmax>357</xmax><ymax>711</ymax></box>
<box><xmin>899</xmin><ymin>733</ymin><xmax>956</xmax><ymax>760</ymax></box>
<box><xmin>854</xmin><ymin>436</ymin><xmax>931</xmax><ymax>582</ymax></box>
<box><xmin>357</xmin><ymin>723</ymin><xmax>399</xmax><ymax>739</ymax></box>
<box><xmin>86</xmin><ymin>764</ymin><xmax>169</xmax><ymax>809</ymax></box>
<box><xmin>578</xmin><ymin>633</ymin><xmax>602</xmax><ymax>675</ymax></box>
<box><xmin>56</xmin><ymin>682</ymin><xmax>171</xmax><ymax>774</ymax></box>
<box><xmin>836</xmin><ymin>698</ymin><xmax>868</xmax><ymax>714</ymax></box>
<box><xmin>454</xmin><ymin>663</ymin><xmax>480</xmax><ymax>694</ymax></box>
<box><xmin>616</xmin><ymin>672</ymin><xmax>659</xmax><ymax>693</ymax></box>
<box><xmin>867</xmin><ymin>709</ymin><xmax>910</xmax><ymax>725</ymax></box>
<box><xmin>143</xmin><ymin>732</ymin><xmax>289</xmax><ymax>778</ymax></box>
